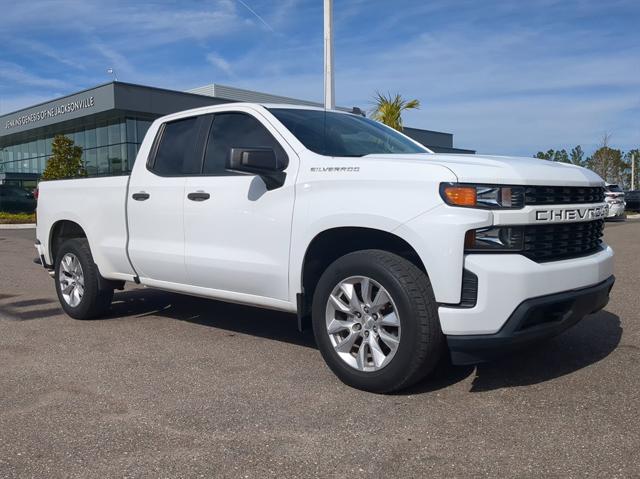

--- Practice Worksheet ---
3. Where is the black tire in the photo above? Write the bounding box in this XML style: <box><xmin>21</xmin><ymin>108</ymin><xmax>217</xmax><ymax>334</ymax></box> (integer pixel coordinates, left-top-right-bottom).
<box><xmin>54</xmin><ymin>238</ymin><xmax>113</xmax><ymax>320</ymax></box>
<box><xmin>312</xmin><ymin>249</ymin><xmax>444</xmax><ymax>393</ymax></box>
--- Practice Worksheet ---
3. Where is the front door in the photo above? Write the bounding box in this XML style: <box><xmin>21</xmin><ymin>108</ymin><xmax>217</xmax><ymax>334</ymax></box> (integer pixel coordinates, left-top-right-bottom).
<box><xmin>183</xmin><ymin>110</ymin><xmax>297</xmax><ymax>302</ymax></box>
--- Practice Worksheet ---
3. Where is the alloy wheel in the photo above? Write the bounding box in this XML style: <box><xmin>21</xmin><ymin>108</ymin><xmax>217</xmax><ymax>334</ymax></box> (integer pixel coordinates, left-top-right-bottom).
<box><xmin>325</xmin><ymin>276</ymin><xmax>401</xmax><ymax>372</ymax></box>
<box><xmin>58</xmin><ymin>253</ymin><xmax>85</xmax><ymax>307</ymax></box>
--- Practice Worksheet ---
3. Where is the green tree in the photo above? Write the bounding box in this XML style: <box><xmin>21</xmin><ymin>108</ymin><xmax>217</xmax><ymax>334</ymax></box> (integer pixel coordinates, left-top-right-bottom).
<box><xmin>534</xmin><ymin>149</ymin><xmax>555</xmax><ymax>160</ymax></box>
<box><xmin>586</xmin><ymin>135</ymin><xmax>625</xmax><ymax>184</ymax></box>
<box><xmin>534</xmin><ymin>149</ymin><xmax>568</xmax><ymax>162</ymax></box>
<box><xmin>554</xmin><ymin>149</ymin><xmax>569</xmax><ymax>163</ymax></box>
<box><xmin>41</xmin><ymin>135</ymin><xmax>85</xmax><ymax>181</ymax></box>
<box><xmin>371</xmin><ymin>92</ymin><xmax>420</xmax><ymax>131</ymax></box>
<box><xmin>570</xmin><ymin>145</ymin><xmax>585</xmax><ymax>166</ymax></box>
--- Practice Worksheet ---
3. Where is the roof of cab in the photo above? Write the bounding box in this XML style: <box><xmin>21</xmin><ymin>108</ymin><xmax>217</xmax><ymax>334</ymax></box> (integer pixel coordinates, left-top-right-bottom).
<box><xmin>155</xmin><ymin>102</ymin><xmax>353</xmax><ymax>124</ymax></box>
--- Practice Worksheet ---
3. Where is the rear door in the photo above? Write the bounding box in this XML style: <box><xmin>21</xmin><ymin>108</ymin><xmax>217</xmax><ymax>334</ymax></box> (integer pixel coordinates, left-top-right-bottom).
<box><xmin>127</xmin><ymin>115</ymin><xmax>209</xmax><ymax>285</ymax></box>
<box><xmin>183</xmin><ymin>109</ymin><xmax>297</xmax><ymax>302</ymax></box>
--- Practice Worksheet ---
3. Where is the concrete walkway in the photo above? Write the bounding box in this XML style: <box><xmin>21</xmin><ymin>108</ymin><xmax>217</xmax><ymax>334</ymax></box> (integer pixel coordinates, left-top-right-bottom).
<box><xmin>0</xmin><ymin>223</ymin><xmax>36</xmax><ymax>229</ymax></box>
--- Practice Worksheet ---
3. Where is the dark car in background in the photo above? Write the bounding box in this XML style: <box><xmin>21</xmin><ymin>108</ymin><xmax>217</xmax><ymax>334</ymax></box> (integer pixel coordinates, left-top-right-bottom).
<box><xmin>0</xmin><ymin>185</ymin><xmax>37</xmax><ymax>214</ymax></box>
<box><xmin>625</xmin><ymin>190</ymin><xmax>640</xmax><ymax>212</ymax></box>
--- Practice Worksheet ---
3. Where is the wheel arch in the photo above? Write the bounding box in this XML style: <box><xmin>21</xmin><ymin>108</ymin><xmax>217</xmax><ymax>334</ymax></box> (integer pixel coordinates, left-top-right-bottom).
<box><xmin>48</xmin><ymin>219</ymin><xmax>89</xmax><ymax>265</ymax></box>
<box><xmin>298</xmin><ymin>226</ymin><xmax>427</xmax><ymax>320</ymax></box>
<box><xmin>48</xmin><ymin>219</ymin><xmax>125</xmax><ymax>291</ymax></box>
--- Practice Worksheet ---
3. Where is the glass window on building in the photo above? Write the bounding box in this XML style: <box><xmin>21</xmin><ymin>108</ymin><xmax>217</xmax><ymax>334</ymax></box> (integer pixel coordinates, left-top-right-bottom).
<box><xmin>108</xmin><ymin>144</ymin><xmax>125</xmax><ymax>174</ymax></box>
<box><xmin>84</xmin><ymin>149</ymin><xmax>97</xmax><ymax>176</ymax></box>
<box><xmin>97</xmin><ymin>146</ymin><xmax>110</xmax><ymax>175</ymax></box>
<box><xmin>85</xmin><ymin>126</ymin><xmax>97</xmax><ymax>149</ymax></box>
<box><xmin>97</xmin><ymin>123</ymin><xmax>109</xmax><ymax>147</ymax></box>
<box><xmin>7</xmin><ymin>147</ymin><xmax>16</xmax><ymax>172</ymax></box>
<box><xmin>37</xmin><ymin>138</ymin><xmax>45</xmax><ymax>157</ymax></box>
<box><xmin>127</xmin><ymin>143</ymin><xmax>138</xmax><ymax>170</ymax></box>
<box><xmin>136</xmin><ymin>119</ymin><xmax>151</xmax><ymax>144</ymax></box>
<box><xmin>1</xmin><ymin>115</ymin><xmax>159</xmax><ymax>179</ymax></box>
<box><xmin>15</xmin><ymin>148</ymin><xmax>22</xmax><ymax>172</ymax></box>
<box><xmin>126</xmin><ymin>118</ymin><xmax>137</xmax><ymax>143</ymax></box>
<box><xmin>108</xmin><ymin>121</ymin><xmax>124</xmax><ymax>145</ymax></box>
<box><xmin>74</xmin><ymin>130</ymin><xmax>86</xmax><ymax>149</ymax></box>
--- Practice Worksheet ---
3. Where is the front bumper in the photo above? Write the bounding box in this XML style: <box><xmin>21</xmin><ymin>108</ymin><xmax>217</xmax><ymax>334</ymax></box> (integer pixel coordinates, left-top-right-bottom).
<box><xmin>439</xmin><ymin>245</ymin><xmax>614</xmax><ymax>335</ymax></box>
<box><xmin>447</xmin><ymin>275</ymin><xmax>615</xmax><ymax>365</ymax></box>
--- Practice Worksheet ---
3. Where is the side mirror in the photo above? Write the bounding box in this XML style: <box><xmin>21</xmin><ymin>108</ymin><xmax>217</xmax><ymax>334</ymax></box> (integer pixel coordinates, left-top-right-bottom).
<box><xmin>229</xmin><ymin>148</ymin><xmax>286</xmax><ymax>190</ymax></box>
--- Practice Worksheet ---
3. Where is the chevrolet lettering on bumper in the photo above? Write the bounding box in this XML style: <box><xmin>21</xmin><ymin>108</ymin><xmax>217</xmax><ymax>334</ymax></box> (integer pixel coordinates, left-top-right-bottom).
<box><xmin>535</xmin><ymin>205</ymin><xmax>607</xmax><ymax>222</ymax></box>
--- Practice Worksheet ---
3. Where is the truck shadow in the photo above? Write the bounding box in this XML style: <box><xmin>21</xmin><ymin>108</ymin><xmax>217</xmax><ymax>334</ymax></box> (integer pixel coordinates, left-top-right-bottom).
<box><xmin>406</xmin><ymin>310</ymin><xmax>623</xmax><ymax>394</ymax></box>
<box><xmin>108</xmin><ymin>288</ymin><xmax>315</xmax><ymax>348</ymax></box>
<box><xmin>107</xmin><ymin>288</ymin><xmax>622</xmax><ymax>393</ymax></box>
<box><xmin>467</xmin><ymin>311</ymin><xmax>623</xmax><ymax>392</ymax></box>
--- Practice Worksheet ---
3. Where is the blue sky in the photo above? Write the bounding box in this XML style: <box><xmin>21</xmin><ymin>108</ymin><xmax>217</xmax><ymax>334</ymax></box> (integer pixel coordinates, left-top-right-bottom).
<box><xmin>0</xmin><ymin>0</ymin><xmax>638</xmax><ymax>155</ymax></box>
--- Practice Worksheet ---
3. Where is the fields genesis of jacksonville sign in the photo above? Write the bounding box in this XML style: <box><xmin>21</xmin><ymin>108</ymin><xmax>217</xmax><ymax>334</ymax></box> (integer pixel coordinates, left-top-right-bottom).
<box><xmin>0</xmin><ymin>84</ymin><xmax>115</xmax><ymax>136</ymax></box>
<box><xmin>5</xmin><ymin>97</ymin><xmax>95</xmax><ymax>130</ymax></box>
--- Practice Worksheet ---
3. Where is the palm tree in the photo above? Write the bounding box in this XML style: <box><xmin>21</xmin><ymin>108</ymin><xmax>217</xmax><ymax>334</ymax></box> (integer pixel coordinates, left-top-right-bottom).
<box><xmin>371</xmin><ymin>92</ymin><xmax>420</xmax><ymax>131</ymax></box>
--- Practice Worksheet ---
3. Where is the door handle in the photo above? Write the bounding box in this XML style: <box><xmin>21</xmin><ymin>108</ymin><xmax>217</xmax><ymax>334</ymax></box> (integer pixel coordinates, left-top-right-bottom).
<box><xmin>187</xmin><ymin>191</ymin><xmax>211</xmax><ymax>201</ymax></box>
<box><xmin>132</xmin><ymin>192</ymin><xmax>150</xmax><ymax>201</ymax></box>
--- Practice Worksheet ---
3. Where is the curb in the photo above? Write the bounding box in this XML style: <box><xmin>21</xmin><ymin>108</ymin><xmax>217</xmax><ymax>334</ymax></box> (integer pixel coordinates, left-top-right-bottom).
<box><xmin>0</xmin><ymin>223</ymin><xmax>36</xmax><ymax>229</ymax></box>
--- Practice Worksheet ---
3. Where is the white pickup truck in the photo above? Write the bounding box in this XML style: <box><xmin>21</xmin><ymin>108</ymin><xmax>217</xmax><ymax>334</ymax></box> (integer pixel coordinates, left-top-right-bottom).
<box><xmin>36</xmin><ymin>103</ymin><xmax>615</xmax><ymax>392</ymax></box>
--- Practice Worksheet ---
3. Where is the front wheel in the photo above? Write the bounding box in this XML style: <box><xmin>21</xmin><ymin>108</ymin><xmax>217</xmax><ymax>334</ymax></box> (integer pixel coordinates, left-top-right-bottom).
<box><xmin>312</xmin><ymin>250</ymin><xmax>444</xmax><ymax>393</ymax></box>
<box><xmin>54</xmin><ymin>238</ymin><xmax>113</xmax><ymax>319</ymax></box>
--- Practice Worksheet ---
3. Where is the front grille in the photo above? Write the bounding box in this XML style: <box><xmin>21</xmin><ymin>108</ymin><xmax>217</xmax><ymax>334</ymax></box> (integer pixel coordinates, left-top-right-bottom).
<box><xmin>523</xmin><ymin>219</ymin><xmax>604</xmax><ymax>262</ymax></box>
<box><xmin>523</xmin><ymin>186</ymin><xmax>604</xmax><ymax>205</ymax></box>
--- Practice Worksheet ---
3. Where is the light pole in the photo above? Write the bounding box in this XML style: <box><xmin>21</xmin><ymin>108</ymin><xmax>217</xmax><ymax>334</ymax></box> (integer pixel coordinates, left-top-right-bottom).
<box><xmin>632</xmin><ymin>152</ymin><xmax>636</xmax><ymax>190</ymax></box>
<box><xmin>107</xmin><ymin>68</ymin><xmax>118</xmax><ymax>82</ymax></box>
<box><xmin>323</xmin><ymin>0</ymin><xmax>335</xmax><ymax>110</ymax></box>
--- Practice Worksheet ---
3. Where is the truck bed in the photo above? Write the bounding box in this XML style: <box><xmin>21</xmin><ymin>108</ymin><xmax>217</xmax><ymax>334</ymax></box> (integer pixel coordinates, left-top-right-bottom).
<box><xmin>36</xmin><ymin>175</ymin><xmax>136</xmax><ymax>281</ymax></box>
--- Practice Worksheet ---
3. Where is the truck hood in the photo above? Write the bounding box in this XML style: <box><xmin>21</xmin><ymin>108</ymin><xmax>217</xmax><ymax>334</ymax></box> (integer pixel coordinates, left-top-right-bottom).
<box><xmin>362</xmin><ymin>153</ymin><xmax>604</xmax><ymax>187</ymax></box>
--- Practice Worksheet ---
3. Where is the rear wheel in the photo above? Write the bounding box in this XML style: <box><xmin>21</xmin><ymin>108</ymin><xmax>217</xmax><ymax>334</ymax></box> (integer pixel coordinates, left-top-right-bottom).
<box><xmin>54</xmin><ymin>239</ymin><xmax>113</xmax><ymax>319</ymax></box>
<box><xmin>312</xmin><ymin>249</ymin><xmax>444</xmax><ymax>393</ymax></box>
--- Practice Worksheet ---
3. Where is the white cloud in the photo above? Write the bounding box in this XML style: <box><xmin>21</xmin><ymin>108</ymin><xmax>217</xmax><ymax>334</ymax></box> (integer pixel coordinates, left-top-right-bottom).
<box><xmin>0</xmin><ymin>93</ymin><xmax>61</xmax><ymax>116</ymax></box>
<box><xmin>206</xmin><ymin>53</ymin><xmax>234</xmax><ymax>76</ymax></box>
<box><xmin>1</xmin><ymin>0</ymin><xmax>638</xmax><ymax>156</ymax></box>
<box><xmin>90</xmin><ymin>43</ymin><xmax>136</xmax><ymax>78</ymax></box>
<box><xmin>222</xmin><ymin>20</ymin><xmax>640</xmax><ymax>155</ymax></box>
<box><xmin>12</xmin><ymin>39</ymin><xmax>85</xmax><ymax>70</ymax></box>
<box><xmin>1</xmin><ymin>0</ymin><xmax>244</xmax><ymax>48</ymax></box>
<box><xmin>0</xmin><ymin>61</ymin><xmax>69</xmax><ymax>90</ymax></box>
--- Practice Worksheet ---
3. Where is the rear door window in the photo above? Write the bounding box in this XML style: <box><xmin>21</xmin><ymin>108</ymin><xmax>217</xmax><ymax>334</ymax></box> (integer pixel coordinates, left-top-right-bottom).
<box><xmin>151</xmin><ymin>117</ymin><xmax>201</xmax><ymax>176</ymax></box>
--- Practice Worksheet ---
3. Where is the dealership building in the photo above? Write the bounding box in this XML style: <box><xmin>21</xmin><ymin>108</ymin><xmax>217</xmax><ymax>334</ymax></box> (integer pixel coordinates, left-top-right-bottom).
<box><xmin>0</xmin><ymin>81</ymin><xmax>473</xmax><ymax>189</ymax></box>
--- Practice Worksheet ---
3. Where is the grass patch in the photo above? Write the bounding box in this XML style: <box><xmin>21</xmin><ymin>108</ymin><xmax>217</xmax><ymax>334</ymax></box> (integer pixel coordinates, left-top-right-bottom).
<box><xmin>0</xmin><ymin>212</ymin><xmax>36</xmax><ymax>224</ymax></box>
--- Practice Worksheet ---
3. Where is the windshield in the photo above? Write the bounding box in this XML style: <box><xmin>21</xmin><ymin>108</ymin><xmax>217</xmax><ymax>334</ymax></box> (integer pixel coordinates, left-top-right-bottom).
<box><xmin>268</xmin><ymin>108</ymin><xmax>429</xmax><ymax>157</ymax></box>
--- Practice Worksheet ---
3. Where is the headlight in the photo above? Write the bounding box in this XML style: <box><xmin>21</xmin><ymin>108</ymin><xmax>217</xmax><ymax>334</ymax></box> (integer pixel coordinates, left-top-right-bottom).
<box><xmin>440</xmin><ymin>183</ymin><xmax>525</xmax><ymax>209</ymax></box>
<box><xmin>465</xmin><ymin>226</ymin><xmax>524</xmax><ymax>252</ymax></box>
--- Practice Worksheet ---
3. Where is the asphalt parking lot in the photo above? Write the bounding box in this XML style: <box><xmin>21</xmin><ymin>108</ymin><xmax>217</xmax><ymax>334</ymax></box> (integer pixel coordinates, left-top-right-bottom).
<box><xmin>1</xmin><ymin>221</ymin><xmax>638</xmax><ymax>478</ymax></box>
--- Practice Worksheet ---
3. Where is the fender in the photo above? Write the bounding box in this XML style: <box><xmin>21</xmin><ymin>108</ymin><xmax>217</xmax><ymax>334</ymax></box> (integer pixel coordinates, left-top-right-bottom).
<box><xmin>288</xmin><ymin>213</ymin><xmax>407</xmax><ymax>304</ymax></box>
